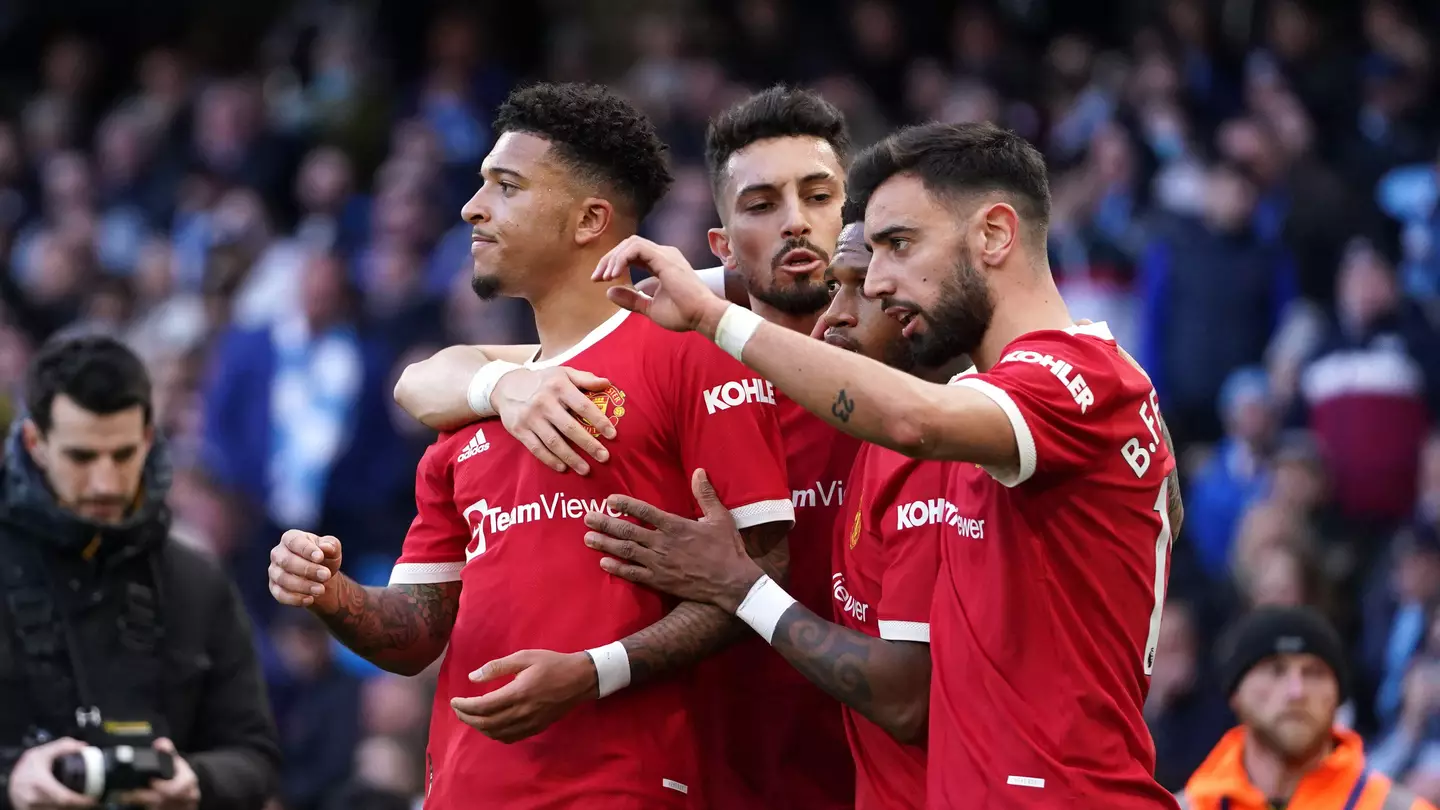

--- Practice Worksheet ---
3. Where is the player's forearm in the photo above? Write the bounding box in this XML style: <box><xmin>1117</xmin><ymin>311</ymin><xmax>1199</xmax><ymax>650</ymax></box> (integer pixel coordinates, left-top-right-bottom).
<box><xmin>622</xmin><ymin>534</ymin><xmax>790</xmax><ymax>685</ymax></box>
<box><xmin>702</xmin><ymin>307</ymin><xmax>1013</xmax><ymax>465</ymax></box>
<box><xmin>771</xmin><ymin>604</ymin><xmax>931</xmax><ymax>744</ymax></box>
<box><xmin>394</xmin><ymin>345</ymin><xmax>494</xmax><ymax>430</ymax></box>
<box><xmin>620</xmin><ymin>601</ymin><xmax>737</xmax><ymax>686</ymax></box>
<box><xmin>393</xmin><ymin>344</ymin><xmax>540</xmax><ymax>430</ymax></box>
<box><xmin>311</xmin><ymin>575</ymin><xmax>460</xmax><ymax>676</ymax></box>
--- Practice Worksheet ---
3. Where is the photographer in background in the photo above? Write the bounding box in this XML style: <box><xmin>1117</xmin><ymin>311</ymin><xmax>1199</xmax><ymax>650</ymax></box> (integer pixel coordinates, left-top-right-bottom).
<box><xmin>0</xmin><ymin>336</ymin><xmax>279</xmax><ymax>810</ymax></box>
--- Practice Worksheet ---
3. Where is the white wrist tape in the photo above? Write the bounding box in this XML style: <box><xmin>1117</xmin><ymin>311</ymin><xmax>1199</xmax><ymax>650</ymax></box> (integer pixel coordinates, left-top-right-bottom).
<box><xmin>465</xmin><ymin>360</ymin><xmax>523</xmax><ymax>418</ymax></box>
<box><xmin>585</xmin><ymin>641</ymin><xmax>631</xmax><ymax>698</ymax></box>
<box><xmin>697</xmin><ymin>266</ymin><xmax>728</xmax><ymax>297</ymax></box>
<box><xmin>735</xmin><ymin>575</ymin><xmax>797</xmax><ymax>644</ymax></box>
<box><xmin>714</xmin><ymin>304</ymin><xmax>764</xmax><ymax>363</ymax></box>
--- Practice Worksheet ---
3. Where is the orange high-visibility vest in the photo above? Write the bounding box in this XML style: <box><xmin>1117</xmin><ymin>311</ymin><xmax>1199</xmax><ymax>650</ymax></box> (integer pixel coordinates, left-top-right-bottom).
<box><xmin>1176</xmin><ymin>727</ymin><xmax>1435</xmax><ymax>810</ymax></box>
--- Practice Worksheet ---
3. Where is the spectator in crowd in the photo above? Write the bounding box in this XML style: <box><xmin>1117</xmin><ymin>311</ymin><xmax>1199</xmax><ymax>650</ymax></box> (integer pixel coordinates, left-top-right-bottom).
<box><xmin>1268</xmin><ymin>431</ymin><xmax>1331</xmax><ymax>523</ymax></box>
<box><xmin>266</xmin><ymin>611</ymin><xmax>361</xmax><ymax>810</ymax></box>
<box><xmin>1296</xmin><ymin>229</ymin><xmax>1440</xmax><ymax>529</ymax></box>
<box><xmin>1376</xmin><ymin>145</ymin><xmax>1440</xmax><ymax>304</ymax></box>
<box><xmin>1178</xmin><ymin>606</ymin><xmax>1433</xmax><ymax>809</ymax></box>
<box><xmin>198</xmin><ymin>251</ymin><xmax>411</xmax><ymax>616</ymax></box>
<box><xmin>1370</xmin><ymin>607</ymin><xmax>1440</xmax><ymax>792</ymax></box>
<box><xmin>1139</xmin><ymin>161</ymin><xmax>1297</xmax><ymax>447</ymax></box>
<box><xmin>1421</xmin><ymin>433</ymin><xmax>1440</xmax><ymax>526</ymax></box>
<box><xmin>1363</xmin><ymin>524</ymin><xmax>1440</xmax><ymax>736</ymax></box>
<box><xmin>1186</xmin><ymin>366</ymin><xmax>1279</xmax><ymax>582</ymax></box>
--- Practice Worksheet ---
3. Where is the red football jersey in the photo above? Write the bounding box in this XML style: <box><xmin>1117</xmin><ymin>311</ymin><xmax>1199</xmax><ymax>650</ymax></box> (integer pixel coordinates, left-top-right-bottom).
<box><xmin>695</xmin><ymin>395</ymin><xmax>860</xmax><ymax>809</ymax></box>
<box><xmin>930</xmin><ymin>324</ymin><xmax>1178</xmax><ymax>809</ymax></box>
<box><xmin>390</xmin><ymin>310</ymin><xmax>794</xmax><ymax>810</ymax></box>
<box><xmin>833</xmin><ymin>442</ymin><xmax>945</xmax><ymax>810</ymax></box>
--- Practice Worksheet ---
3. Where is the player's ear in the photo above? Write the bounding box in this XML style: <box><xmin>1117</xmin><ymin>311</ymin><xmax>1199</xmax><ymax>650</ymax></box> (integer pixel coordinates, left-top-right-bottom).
<box><xmin>976</xmin><ymin>201</ymin><xmax>1019</xmax><ymax>268</ymax></box>
<box><xmin>575</xmin><ymin>197</ymin><xmax>615</xmax><ymax>247</ymax></box>
<box><xmin>707</xmin><ymin>228</ymin><xmax>737</xmax><ymax>271</ymax></box>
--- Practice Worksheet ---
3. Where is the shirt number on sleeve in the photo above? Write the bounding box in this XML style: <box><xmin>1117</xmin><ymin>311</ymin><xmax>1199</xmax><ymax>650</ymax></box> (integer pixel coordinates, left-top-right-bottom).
<box><xmin>1142</xmin><ymin>477</ymin><xmax>1173</xmax><ymax>676</ymax></box>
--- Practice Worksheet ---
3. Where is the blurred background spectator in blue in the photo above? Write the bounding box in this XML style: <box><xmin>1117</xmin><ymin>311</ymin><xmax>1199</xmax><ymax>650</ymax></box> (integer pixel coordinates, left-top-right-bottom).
<box><xmin>1184</xmin><ymin>366</ymin><xmax>1278</xmax><ymax>581</ymax></box>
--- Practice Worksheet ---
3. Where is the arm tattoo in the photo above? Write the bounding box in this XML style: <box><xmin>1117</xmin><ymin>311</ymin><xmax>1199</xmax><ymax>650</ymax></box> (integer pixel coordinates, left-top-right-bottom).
<box><xmin>622</xmin><ymin>601</ymin><xmax>736</xmax><ymax>686</ymax></box>
<box><xmin>771</xmin><ymin>604</ymin><xmax>930</xmax><ymax>741</ymax></box>
<box><xmin>316</xmin><ymin>577</ymin><xmax>461</xmax><ymax>676</ymax></box>
<box><xmin>623</xmin><ymin>526</ymin><xmax>791</xmax><ymax>686</ymax></box>
<box><xmin>831</xmin><ymin>389</ymin><xmax>856</xmax><ymax>423</ymax></box>
<box><xmin>773</xmin><ymin>607</ymin><xmax>875</xmax><ymax>707</ymax></box>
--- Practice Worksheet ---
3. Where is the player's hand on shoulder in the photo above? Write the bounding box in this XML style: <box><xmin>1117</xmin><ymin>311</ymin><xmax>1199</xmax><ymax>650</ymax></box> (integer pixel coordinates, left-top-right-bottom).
<box><xmin>491</xmin><ymin>366</ymin><xmax>617</xmax><ymax>475</ymax></box>
<box><xmin>594</xmin><ymin>236</ymin><xmax>727</xmax><ymax>335</ymax></box>
<box><xmin>268</xmin><ymin>530</ymin><xmax>342</xmax><ymax>609</ymax></box>
<box><xmin>450</xmin><ymin>650</ymin><xmax>598</xmax><ymax>743</ymax></box>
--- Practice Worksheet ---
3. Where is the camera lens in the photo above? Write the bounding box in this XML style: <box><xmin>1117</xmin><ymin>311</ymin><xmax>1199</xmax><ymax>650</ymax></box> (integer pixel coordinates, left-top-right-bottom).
<box><xmin>51</xmin><ymin>748</ymin><xmax>105</xmax><ymax>798</ymax></box>
<box><xmin>51</xmin><ymin>753</ymin><xmax>86</xmax><ymax>793</ymax></box>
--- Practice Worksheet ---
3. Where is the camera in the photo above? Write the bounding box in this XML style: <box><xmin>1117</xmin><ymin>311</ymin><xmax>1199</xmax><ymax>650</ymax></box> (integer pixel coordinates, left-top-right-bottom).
<box><xmin>52</xmin><ymin>744</ymin><xmax>175</xmax><ymax>799</ymax></box>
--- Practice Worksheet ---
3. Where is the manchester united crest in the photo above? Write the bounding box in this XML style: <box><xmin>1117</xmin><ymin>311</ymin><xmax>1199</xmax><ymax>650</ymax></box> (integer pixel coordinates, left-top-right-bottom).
<box><xmin>849</xmin><ymin>494</ymin><xmax>864</xmax><ymax>548</ymax></box>
<box><xmin>584</xmin><ymin>385</ymin><xmax>627</xmax><ymax>437</ymax></box>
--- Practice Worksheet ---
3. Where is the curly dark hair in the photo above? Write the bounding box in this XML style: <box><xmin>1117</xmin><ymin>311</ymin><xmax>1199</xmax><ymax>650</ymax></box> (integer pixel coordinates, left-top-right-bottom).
<box><xmin>704</xmin><ymin>85</ymin><xmax>851</xmax><ymax>195</ymax></box>
<box><xmin>494</xmin><ymin>83</ymin><xmax>673</xmax><ymax>220</ymax></box>
<box><xmin>26</xmin><ymin>335</ymin><xmax>152</xmax><ymax>433</ymax></box>
<box><xmin>841</xmin><ymin>197</ymin><xmax>865</xmax><ymax>226</ymax></box>
<box><xmin>847</xmin><ymin>122</ymin><xmax>1050</xmax><ymax>231</ymax></box>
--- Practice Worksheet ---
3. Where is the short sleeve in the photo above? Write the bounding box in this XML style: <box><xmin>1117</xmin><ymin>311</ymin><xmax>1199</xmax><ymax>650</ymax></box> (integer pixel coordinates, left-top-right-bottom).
<box><xmin>389</xmin><ymin>439</ymin><xmax>470</xmax><ymax>585</ymax></box>
<box><xmin>871</xmin><ymin>457</ymin><xmax>946</xmax><ymax>643</ymax></box>
<box><xmin>670</xmin><ymin>336</ymin><xmax>794</xmax><ymax>529</ymax></box>
<box><xmin>949</xmin><ymin>331</ymin><xmax>1122</xmax><ymax>487</ymax></box>
<box><xmin>696</xmin><ymin>266</ymin><xmax>728</xmax><ymax>297</ymax></box>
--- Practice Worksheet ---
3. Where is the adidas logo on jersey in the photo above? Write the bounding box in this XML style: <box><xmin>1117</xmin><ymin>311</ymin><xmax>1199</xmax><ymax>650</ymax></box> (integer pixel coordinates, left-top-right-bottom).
<box><xmin>458</xmin><ymin>429</ymin><xmax>491</xmax><ymax>462</ymax></box>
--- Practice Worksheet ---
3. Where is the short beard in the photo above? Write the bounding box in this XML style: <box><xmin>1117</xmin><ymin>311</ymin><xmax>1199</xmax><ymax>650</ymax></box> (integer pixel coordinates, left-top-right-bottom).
<box><xmin>751</xmin><ymin>282</ymin><xmax>832</xmax><ymax>316</ymax></box>
<box><xmin>881</xmin><ymin>335</ymin><xmax>919</xmax><ymax>374</ymax></box>
<box><xmin>748</xmin><ymin>237</ymin><xmax>833</xmax><ymax>316</ymax></box>
<box><xmin>908</xmin><ymin>249</ymin><xmax>994</xmax><ymax>368</ymax></box>
<box><xmin>1247</xmin><ymin>716</ymin><xmax>1332</xmax><ymax>768</ymax></box>
<box><xmin>471</xmin><ymin>275</ymin><xmax>502</xmax><ymax>301</ymax></box>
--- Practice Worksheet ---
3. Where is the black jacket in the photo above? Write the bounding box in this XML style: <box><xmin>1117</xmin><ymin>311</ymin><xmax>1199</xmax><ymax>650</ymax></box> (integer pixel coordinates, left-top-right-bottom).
<box><xmin>0</xmin><ymin>425</ymin><xmax>280</xmax><ymax>810</ymax></box>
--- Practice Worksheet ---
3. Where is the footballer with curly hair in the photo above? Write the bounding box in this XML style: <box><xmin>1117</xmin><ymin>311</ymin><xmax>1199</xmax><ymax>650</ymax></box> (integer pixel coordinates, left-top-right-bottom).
<box><xmin>267</xmin><ymin>83</ymin><xmax>796</xmax><ymax>808</ymax></box>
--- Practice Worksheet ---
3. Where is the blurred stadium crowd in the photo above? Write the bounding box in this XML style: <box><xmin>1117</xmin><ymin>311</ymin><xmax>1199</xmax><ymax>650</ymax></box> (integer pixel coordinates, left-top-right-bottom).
<box><xmin>3</xmin><ymin>0</ymin><xmax>1440</xmax><ymax>806</ymax></box>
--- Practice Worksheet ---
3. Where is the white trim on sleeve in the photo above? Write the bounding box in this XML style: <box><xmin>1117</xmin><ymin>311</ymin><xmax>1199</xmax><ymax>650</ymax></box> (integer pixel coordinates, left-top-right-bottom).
<box><xmin>948</xmin><ymin>377</ymin><xmax>1037</xmax><ymax>488</ymax></box>
<box><xmin>729</xmin><ymin>498</ymin><xmax>796</xmax><ymax>530</ymax></box>
<box><xmin>878</xmin><ymin>620</ymin><xmax>931</xmax><ymax>643</ymax></box>
<box><xmin>388</xmin><ymin>561</ymin><xmax>465</xmax><ymax>585</ymax></box>
<box><xmin>696</xmin><ymin>266</ymin><xmax>728</xmax><ymax>297</ymax></box>
<box><xmin>1065</xmin><ymin>321</ymin><xmax>1114</xmax><ymax>340</ymax></box>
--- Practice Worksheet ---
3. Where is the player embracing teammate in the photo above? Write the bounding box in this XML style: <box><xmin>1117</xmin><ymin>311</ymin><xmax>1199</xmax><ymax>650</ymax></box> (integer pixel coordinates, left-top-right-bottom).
<box><xmin>271</xmin><ymin>81</ymin><xmax>1185</xmax><ymax>810</ymax></box>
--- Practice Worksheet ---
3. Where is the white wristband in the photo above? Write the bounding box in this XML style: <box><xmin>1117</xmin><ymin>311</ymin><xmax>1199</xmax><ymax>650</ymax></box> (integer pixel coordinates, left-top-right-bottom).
<box><xmin>714</xmin><ymin>304</ymin><xmax>764</xmax><ymax>363</ymax></box>
<box><xmin>584</xmin><ymin>641</ymin><xmax>631</xmax><ymax>698</ymax></box>
<box><xmin>465</xmin><ymin>360</ymin><xmax>523</xmax><ymax>418</ymax></box>
<box><xmin>735</xmin><ymin>575</ymin><xmax>797</xmax><ymax>644</ymax></box>
<box><xmin>697</xmin><ymin>266</ymin><xmax>728</xmax><ymax>297</ymax></box>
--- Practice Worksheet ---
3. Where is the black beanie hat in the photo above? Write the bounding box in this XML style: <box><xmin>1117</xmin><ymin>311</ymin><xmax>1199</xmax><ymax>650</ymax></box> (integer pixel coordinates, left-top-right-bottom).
<box><xmin>1218</xmin><ymin>606</ymin><xmax>1348</xmax><ymax>700</ymax></box>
